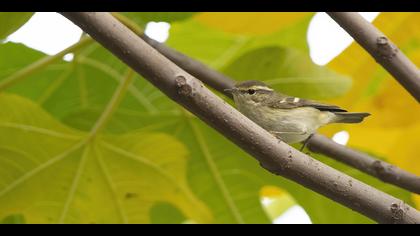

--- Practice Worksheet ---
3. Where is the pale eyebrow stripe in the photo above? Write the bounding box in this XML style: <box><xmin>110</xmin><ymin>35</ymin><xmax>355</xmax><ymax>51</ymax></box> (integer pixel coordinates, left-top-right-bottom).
<box><xmin>250</xmin><ymin>86</ymin><xmax>273</xmax><ymax>91</ymax></box>
<box><xmin>238</xmin><ymin>86</ymin><xmax>274</xmax><ymax>94</ymax></box>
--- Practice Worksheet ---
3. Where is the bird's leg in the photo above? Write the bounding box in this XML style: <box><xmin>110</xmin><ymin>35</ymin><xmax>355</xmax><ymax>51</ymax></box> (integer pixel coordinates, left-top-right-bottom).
<box><xmin>300</xmin><ymin>133</ymin><xmax>314</xmax><ymax>152</ymax></box>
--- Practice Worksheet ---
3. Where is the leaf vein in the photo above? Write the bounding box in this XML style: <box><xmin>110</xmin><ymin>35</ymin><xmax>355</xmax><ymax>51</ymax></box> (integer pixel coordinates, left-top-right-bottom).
<box><xmin>187</xmin><ymin>119</ymin><xmax>244</xmax><ymax>223</ymax></box>
<box><xmin>58</xmin><ymin>145</ymin><xmax>90</xmax><ymax>223</ymax></box>
<box><xmin>93</xmin><ymin>143</ymin><xmax>129</xmax><ymax>223</ymax></box>
<box><xmin>0</xmin><ymin>141</ymin><xmax>85</xmax><ymax>199</ymax></box>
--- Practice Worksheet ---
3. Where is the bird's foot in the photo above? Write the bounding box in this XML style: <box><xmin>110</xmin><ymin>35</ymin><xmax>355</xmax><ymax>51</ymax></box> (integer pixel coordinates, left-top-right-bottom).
<box><xmin>300</xmin><ymin>133</ymin><xmax>315</xmax><ymax>152</ymax></box>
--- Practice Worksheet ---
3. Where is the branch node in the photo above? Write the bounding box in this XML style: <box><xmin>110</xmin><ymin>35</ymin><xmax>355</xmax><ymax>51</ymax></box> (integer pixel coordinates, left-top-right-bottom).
<box><xmin>390</xmin><ymin>201</ymin><xmax>407</xmax><ymax>223</ymax></box>
<box><xmin>376</xmin><ymin>36</ymin><xmax>398</xmax><ymax>61</ymax></box>
<box><xmin>175</xmin><ymin>75</ymin><xmax>193</xmax><ymax>97</ymax></box>
<box><xmin>372</xmin><ymin>160</ymin><xmax>385</xmax><ymax>172</ymax></box>
<box><xmin>332</xmin><ymin>181</ymin><xmax>338</xmax><ymax>189</ymax></box>
<box><xmin>281</xmin><ymin>148</ymin><xmax>294</xmax><ymax>170</ymax></box>
<box><xmin>371</xmin><ymin>160</ymin><xmax>396</xmax><ymax>181</ymax></box>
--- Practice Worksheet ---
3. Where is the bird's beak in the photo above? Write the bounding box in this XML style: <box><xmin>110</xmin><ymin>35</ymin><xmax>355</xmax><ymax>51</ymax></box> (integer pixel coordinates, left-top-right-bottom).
<box><xmin>224</xmin><ymin>88</ymin><xmax>237</xmax><ymax>94</ymax></box>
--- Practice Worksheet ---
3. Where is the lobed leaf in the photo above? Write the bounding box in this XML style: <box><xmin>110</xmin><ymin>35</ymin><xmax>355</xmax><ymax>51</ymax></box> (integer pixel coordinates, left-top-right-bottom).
<box><xmin>0</xmin><ymin>93</ymin><xmax>210</xmax><ymax>223</ymax></box>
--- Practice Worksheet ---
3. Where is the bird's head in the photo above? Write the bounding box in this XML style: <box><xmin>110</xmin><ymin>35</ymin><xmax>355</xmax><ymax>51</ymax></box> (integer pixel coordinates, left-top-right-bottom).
<box><xmin>224</xmin><ymin>80</ymin><xmax>275</xmax><ymax>104</ymax></box>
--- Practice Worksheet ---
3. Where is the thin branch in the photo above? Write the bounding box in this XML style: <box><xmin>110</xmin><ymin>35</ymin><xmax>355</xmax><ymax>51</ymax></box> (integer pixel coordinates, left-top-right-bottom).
<box><xmin>61</xmin><ymin>12</ymin><xmax>420</xmax><ymax>224</ymax></box>
<box><xmin>307</xmin><ymin>134</ymin><xmax>420</xmax><ymax>194</ymax></box>
<box><xmin>327</xmin><ymin>12</ymin><xmax>420</xmax><ymax>103</ymax></box>
<box><xmin>125</xmin><ymin>21</ymin><xmax>420</xmax><ymax>195</ymax></box>
<box><xmin>141</xmin><ymin>35</ymin><xmax>236</xmax><ymax>97</ymax></box>
<box><xmin>0</xmin><ymin>36</ymin><xmax>94</xmax><ymax>91</ymax></box>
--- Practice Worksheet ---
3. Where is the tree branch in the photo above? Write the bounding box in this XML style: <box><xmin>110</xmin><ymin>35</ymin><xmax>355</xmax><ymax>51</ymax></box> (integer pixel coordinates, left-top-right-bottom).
<box><xmin>307</xmin><ymin>134</ymin><xmax>420</xmax><ymax>194</ymax></box>
<box><xmin>327</xmin><ymin>12</ymin><xmax>420</xmax><ymax>103</ymax></box>
<box><xmin>61</xmin><ymin>12</ymin><xmax>420</xmax><ymax>224</ymax></box>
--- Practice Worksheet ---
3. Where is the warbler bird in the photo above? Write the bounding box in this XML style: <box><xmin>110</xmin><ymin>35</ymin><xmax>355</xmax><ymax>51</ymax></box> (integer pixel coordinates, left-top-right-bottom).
<box><xmin>225</xmin><ymin>80</ymin><xmax>370</xmax><ymax>144</ymax></box>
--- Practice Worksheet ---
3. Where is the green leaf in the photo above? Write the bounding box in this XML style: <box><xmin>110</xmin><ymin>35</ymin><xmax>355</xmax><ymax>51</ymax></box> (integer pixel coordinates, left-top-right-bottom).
<box><xmin>1</xmin><ymin>214</ymin><xmax>26</xmax><ymax>224</ymax></box>
<box><xmin>0</xmin><ymin>12</ymin><xmax>34</xmax><ymax>40</ymax></box>
<box><xmin>166</xmin><ymin>15</ymin><xmax>313</xmax><ymax>70</ymax></box>
<box><xmin>0</xmin><ymin>93</ymin><xmax>211</xmax><ymax>223</ymax></box>
<box><xmin>150</xmin><ymin>202</ymin><xmax>187</xmax><ymax>224</ymax></box>
<box><xmin>59</xmin><ymin>108</ymin><xmax>278</xmax><ymax>223</ymax></box>
<box><xmin>222</xmin><ymin>46</ymin><xmax>352</xmax><ymax>99</ymax></box>
<box><xmin>0</xmin><ymin>42</ymin><xmax>169</xmax><ymax>120</ymax></box>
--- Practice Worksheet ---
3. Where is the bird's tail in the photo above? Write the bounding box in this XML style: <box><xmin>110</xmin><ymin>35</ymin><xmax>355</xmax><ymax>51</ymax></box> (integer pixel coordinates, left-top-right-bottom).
<box><xmin>333</xmin><ymin>112</ymin><xmax>371</xmax><ymax>123</ymax></box>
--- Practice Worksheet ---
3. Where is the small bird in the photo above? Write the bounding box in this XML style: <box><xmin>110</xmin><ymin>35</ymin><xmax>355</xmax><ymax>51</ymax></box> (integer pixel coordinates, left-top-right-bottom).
<box><xmin>225</xmin><ymin>80</ymin><xmax>370</xmax><ymax>145</ymax></box>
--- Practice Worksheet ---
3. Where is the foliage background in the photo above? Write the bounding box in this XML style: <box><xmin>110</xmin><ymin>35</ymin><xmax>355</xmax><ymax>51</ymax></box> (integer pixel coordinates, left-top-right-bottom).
<box><xmin>0</xmin><ymin>12</ymin><xmax>418</xmax><ymax>224</ymax></box>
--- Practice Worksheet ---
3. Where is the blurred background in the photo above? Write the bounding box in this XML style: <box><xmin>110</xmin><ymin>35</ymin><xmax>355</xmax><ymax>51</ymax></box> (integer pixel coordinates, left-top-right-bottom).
<box><xmin>0</xmin><ymin>12</ymin><xmax>418</xmax><ymax>224</ymax></box>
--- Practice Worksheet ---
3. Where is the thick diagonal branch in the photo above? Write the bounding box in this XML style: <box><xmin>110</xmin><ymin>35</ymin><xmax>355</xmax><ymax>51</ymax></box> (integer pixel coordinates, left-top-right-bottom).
<box><xmin>61</xmin><ymin>12</ymin><xmax>420</xmax><ymax>224</ymax></box>
<box><xmin>327</xmin><ymin>12</ymin><xmax>420</xmax><ymax>103</ymax></box>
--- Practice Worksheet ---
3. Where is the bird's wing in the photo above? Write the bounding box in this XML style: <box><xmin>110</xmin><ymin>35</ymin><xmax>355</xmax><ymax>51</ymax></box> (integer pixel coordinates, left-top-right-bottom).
<box><xmin>266</xmin><ymin>94</ymin><xmax>347</xmax><ymax>112</ymax></box>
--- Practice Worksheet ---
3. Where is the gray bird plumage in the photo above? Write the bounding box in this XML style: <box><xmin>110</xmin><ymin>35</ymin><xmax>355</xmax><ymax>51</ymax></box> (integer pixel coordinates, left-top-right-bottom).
<box><xmin>228</xmin><ymin>80</ymin><xmax>370</xmax><ymax>144</ymax></box>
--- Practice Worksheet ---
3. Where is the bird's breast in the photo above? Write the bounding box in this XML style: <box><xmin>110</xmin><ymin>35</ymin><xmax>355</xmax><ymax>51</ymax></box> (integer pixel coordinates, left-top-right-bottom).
<box><xmin>236</xmin><ymin>100</ymin><xmax>334</xmax><ymax>143</ymax></box>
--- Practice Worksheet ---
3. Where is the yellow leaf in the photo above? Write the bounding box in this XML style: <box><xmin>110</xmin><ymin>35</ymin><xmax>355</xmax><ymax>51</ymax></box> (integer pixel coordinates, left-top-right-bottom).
<box><xmin>343</xmin><ymin>123</ymin><xmax>420</xmax><ymax>211</ymax></box>
<box><xmin>324</xmin><ymin>12</ymin><xmax>420</xmax><ymax>209</ymax></box>
<box><xmin>194</xmin><ymin>12</ymin><xmax>311</xmax><ymax>35</ymax></box>
<box><xmin>414</xmin><ymin>195</ymin><xmax>420</xmax><ymax>209</ymax></box>
<box><xmin>327</xmin><ymin>12</ymin><xmax>420</xmax><ymax>109</ymax></box>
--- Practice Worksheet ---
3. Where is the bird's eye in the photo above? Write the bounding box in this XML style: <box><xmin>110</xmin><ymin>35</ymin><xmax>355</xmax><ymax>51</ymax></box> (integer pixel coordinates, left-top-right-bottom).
<box><xmin>248</xmin><ymin>89</ymin><xmax>256</xmax><ymax>95</ymax></box>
